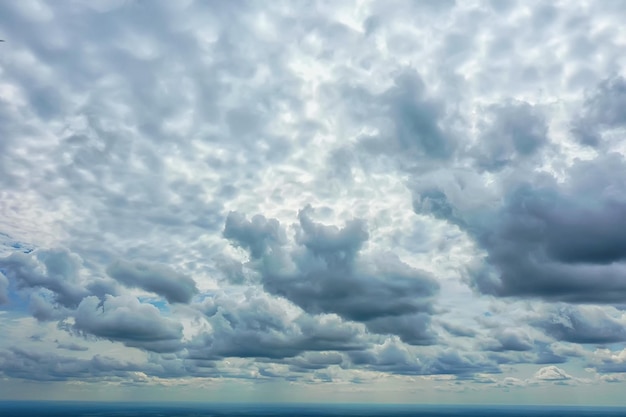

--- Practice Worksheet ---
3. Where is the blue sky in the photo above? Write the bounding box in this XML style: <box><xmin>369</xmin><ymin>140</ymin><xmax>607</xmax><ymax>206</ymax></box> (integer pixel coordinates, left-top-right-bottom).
<box><xmin>1</xmin><ymin>0</ymin><xmax>626</xmax><ymax>405</ymax></box>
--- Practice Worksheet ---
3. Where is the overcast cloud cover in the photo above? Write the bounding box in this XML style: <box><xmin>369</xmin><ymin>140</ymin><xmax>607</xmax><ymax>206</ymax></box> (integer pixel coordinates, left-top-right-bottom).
<box><xmin>1</xmin><ymin>0</ymin><xmax>626</xmax><ymax>405</ymax></box>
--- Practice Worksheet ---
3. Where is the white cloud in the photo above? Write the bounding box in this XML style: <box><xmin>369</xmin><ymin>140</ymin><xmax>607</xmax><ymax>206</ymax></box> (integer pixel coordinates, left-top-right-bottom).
<box><xmin>534</xmin><ymin>365</ymin><xmax>572</xmax><ymax>381</ymax></box>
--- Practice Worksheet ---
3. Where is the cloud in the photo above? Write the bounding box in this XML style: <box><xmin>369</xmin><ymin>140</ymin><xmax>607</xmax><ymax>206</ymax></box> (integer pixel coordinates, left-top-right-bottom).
<box><xmin>287</xmin><ymin>352</ymin><xmax>344</xmax><ymax>372</ymax></box>
<box><xmin>535</xmin><ymin>305</ymin><xmax>626</xmax><ymax>344</ymax></box>
<box><xmin>415</xmin><ymin>153</ymin><xmax>626</xmax><ymax>303</ymax></box>
<box><xmin>187</xmin><ymin>291</ymin><xmax>367</xmax><ymax>360</ymax></box>
<box><xmin>592</xmin><ymin>348</ymin><xmax>626</xmax><ymax>373</ymax></box>
<box><xmin>0</xmin><ymin>272</ymin><xmax>8</xmax><ymax>304</ymax></box>
<box><xmin>534</xmin><ymin>365</ymin><xmax>572</xmax><ymax>382</ymax></box>
<box><xmin>56</xmin><ymin>342</ymin><xmax>89</xmax><ymax>352</ymax></box>
<box><xmin>223</xmin><ymin>212</ymin><xmax>285</xmax><ymax>260</ymax></box>
<box><xmin>0</xmin><ymin>348</ymin><xmax>140</xmax><ymax>382</ymax></box>
<box><xmin>348</xmin><ymin>338</ymin><xmax>501</xmax><ymax>377</ymax></box>
<box><xmin>471</xmin><ymin>100</ymin><xmax>548</xmax><ymax>171</ymax></box>
<box><xmin>383</xmin><ymin>71</ymin><xmax>457</xmax><ymax>160</ymax></box>
<box><xmin>573</xmin><ymin>76</ymin><xmax>626</xmax><ymax>147</ymax></box>
<box><xmin>107</xmin><ymin>259</ymin><xmax>198</xmax><ymax>304</ymax></box>
<box><xmin>0</xmin><ymin>250</ymin><xmax>89</xmax><ymax>308</ymax></box>
<box><xmin>336</xmin><ymin>69</ymin><xmax>458</xmax><ymax>163</ymax></box>
<box><xmin>427</xmin><ymin>350</ymin><xmax>501</xmax><ymax>377</ymax></box>
<box><xmin>440</xmin><ymin>321</ymin><xmax>477</xmax><ymax>338</ymax></box>
<box><xmin>486</xmin><ymin>329</ymin><xmax>534</xmax><ymax>352</ymax></box>
<box><xmin>1</xmin><ymin>0</ymin><xmax>626</xmax><ymax>400</ymax></box>
<box><xmin>74</xmin><ymin>295</ymin><xmax>183</xmax><ymax>353</ymax></box>
<box><xmin>224</xmin><ymin>207</ymin><xmax>439</xmax><ymax>345</ymax></box>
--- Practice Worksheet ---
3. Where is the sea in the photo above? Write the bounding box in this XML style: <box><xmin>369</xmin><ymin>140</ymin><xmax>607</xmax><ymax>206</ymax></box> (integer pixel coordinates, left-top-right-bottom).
<box><xmin>0</xmin><ymin>402</ymin><xmax>625</xmax><ymax>417</ymax></box>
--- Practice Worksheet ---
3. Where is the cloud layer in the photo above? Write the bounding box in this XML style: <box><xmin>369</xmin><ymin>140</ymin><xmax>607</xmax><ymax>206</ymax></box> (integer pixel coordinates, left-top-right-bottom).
<box><xmin>1</xmin><ymin>0</ymin><xmax>626</xmax><ymax>404</ymax></box>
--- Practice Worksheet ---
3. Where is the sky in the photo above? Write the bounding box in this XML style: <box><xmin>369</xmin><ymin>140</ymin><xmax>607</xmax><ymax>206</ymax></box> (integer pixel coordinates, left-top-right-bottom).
<box><xmin>1</xmin><ymin>0</ymin><xmax>626</xmax><ymax>406</ymax></box>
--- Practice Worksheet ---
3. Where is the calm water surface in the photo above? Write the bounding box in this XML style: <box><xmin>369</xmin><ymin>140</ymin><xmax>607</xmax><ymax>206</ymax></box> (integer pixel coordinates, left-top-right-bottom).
<box><xmin>1</xmin><ymin>402</ymin><xmax>625</xmax><ymax>417</ymax></box>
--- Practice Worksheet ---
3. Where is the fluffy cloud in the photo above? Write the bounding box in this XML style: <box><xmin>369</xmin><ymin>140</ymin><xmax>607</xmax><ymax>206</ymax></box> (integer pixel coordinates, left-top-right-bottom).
<box><xmin>224</xmin><ymin>207</ymin><xmax>439</xmax><ymax>345</ymax></box>
<box><xmin>471</xmin><ymin>100</ymin><xmax>548</xmax><ymax>171</ymax></box>
<box><xmin>107</xmin><ymin>260</ymin><xmax>198</xmax><ymax>304</ymax></box>
<box><xmin>1</xmin><ymin>0</ymin><xmax>626</xmax><ymax>402</ymax></box>
<box><xmin>0</xmin><ymin>250</ymin><xmax>88</xmax><ymax>309</ymax></box>
<box><xmin>74</xmin><ymin>295</ymin><xmax>183</xmax><ymax>353</ymax></box>
<box><xmin>0</xmin><ymin>348</ymin><xmax>140</xmax><ymax>382</ymax></box>
<box><xmin>187</xmin><ymin>291</ymin><xmax>367</xmax><ymax>361</ymax></box>
<box><xmin>534</xmin><ymin>365</ymin><xmax>572</xmax><ymax>381</ymax></box>
<box><xmin>535</xmin><ymin>305</ymin><xmax>626</xmax><ymax>345</ymax></box>
<box><xmin>414</xmin><ymin>152</ymin><xmax>626</xmax><ymax>303</ymax></box>
<box><xmin>573</xmin><ymin>76</ymin><xmax>626</xmax><ymax>147</ymax></box>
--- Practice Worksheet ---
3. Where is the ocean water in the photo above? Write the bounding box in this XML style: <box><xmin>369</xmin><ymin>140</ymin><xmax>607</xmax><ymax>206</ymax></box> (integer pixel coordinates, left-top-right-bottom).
<box><xmin>0</xmin><ymin>402</ymin><xmax>624</xmax><ymax>417</ymax></box>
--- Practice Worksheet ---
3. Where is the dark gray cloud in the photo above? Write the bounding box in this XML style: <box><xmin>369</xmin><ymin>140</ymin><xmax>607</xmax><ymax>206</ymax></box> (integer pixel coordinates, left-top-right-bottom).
<box><xmin>286</xmin><ymin>352</ymin><xmax>344</xmax><ymax>372</ymax></box>
<box><xmin>0</xmin><ymin>249</ymin><xmax>122</xmax><ymax>322</ymax></box>
<box><xmin>0</xmin><ymin>348</ymin><xmax>139</xmax><ymax>382</ymax></box>
<box><xmin>384</xmin><ymin>71</ymin><xmax>456</xmax><ymax>159</ymax></box>
<box><xmin>224</xmin><ymin>207</ymin><xmax>439</xmax><ymax>345</ymax></box>
<box><xmin>485</xmin><ymin>329</ymin><xmax>534</xmax><ymax>352</ymax></box>
<box><xmin>366</xmin><ymin>314</ymin><xmax>435</xmax><ymax>346</ymax></box>
<box><xmin>28</xmin><ymin>292</ymin><xmax>70</xmax><ymax>322</ymax></box>
<box><xmin>56</xmin><ymin>342</ymin><xmax>89</xmax><ymax>352</ymax></box>
<box><xmin>472</xmin><ymin>101</ymin><xmax>548</xmax><ymax>171</ymax></box>
<box><xmin>348</xmin><ymin>341</ymin><xmax>500</xmax><ymax>377</ymax></box>
<box><xmin>427</xmin><ymin>350</ymin><xmax>501</xmax><ymax>376</ymax></box>
<box><xmin>415</xmin><ymin>153</ymin><xmax>626</xmax><ymax>303</ymax></box>
<box><xmin>535</xmin><ymin>305</ymin><xmax>626</xmax><ymax>344</ymax></box>
<box><xmin>295</xmin><ymin>205</ymin><xmax>368</xmax><ymax>264</ymax></box>
<box><xmin>440</xmin><ymin>321</ymin><xmax>477</xmax><ymax>338</ymax></box>
<box><xmin>187</xmin><ymin>292</ymin><xmax>367</xmax><ymax>360</ymax></box>
<box><xmin>223</xmin><ymin>212</ymin><xmax>285</xmax><ymax>259</ymax></box>
<box><xmin>348</xmin><ymin>340</ymin><xmax>423</xmax><ymax>375</ymax></box>
<box><xmin>107</xmin><ymin>259</ymin><xmax>198</xmax><ymax>304</ymax></box>
<box><xmin>335</xmin><ymin>70</ymin><xmax>457</xmax><ymax>163</ymax></box>
<box><xmin>0</xmin><ymin>250</ymin><xmax>88</xmax><ymax>308</ymax></box>
<box><xmin>74</xmin><ymin>295</ymin><xmax>183</xmax><ymax>353</ymax></box>
<box><xmin>573</xmin><ymin>76</ymin><xmax>626</xmax><ymax>147</ymax></box>
<box><xmin>0</xmin><ymin>272</ymin><xmax>7</xmax><ymax>304</ymax></box>
<box><xmin>533</xmin><ymin>343</ymin><xmax>568</xmax><ymax>365</ymax></box>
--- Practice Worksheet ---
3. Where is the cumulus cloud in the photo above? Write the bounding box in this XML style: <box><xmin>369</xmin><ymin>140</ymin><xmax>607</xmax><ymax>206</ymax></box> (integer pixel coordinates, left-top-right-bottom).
<box><xmin>107</xmin><ymin>260</ymin><xmax>198</xmax><ymax>304</ymax></box>
<box><xmin>592</xmin><ymin>348</ymin><xmax>626</xmax><ymax>373</ymax></box>
<box><xmin>534</xmin><ymin>365</ymin><xmax>572</xmax><ymax>381</ymax></box>
<box><xmin>0</xmin><ymin>250</ymin><xmax>88</xmax><ymax>308</ymax></box>
<box><xmin>334</xmin><ymin>69</ymin><xmax>458</xmax><ymax>163</ymax></box>
<box><xmin>224</xmin><ymin>207</ymin><xmax>439</xmax><ymax>345</ymax></box>
<box><xmin>573</xmin><ymin>76</ymin><xmax>626</xmax><ymax>147</ymax></box>
<box><xmin>287</xmin><ymin>352</ymin><xmax>344</xmax><ymax>372</ymax></box>
<box><xmin>471</xmin><ymin>100</ymin><xmax>548</xmax><ymax>171</ymax></box>
<box><xmin>187</xmin><ymin>291</ymin><xmax>367</xmax><ymax>361</ymax></box>
<box><xmin>415</xmin><ymin>153</ymin><xmax>626</xmax><ymax>303</ymax></box>
<box><xmin>535</xmin><ymin>305</ymin><xmax>626</xmax><ymax>344</ymax></box>
<box><xmin>74</xmin><ymin>295</ymin><xmax>183</xmax><ymax>353</ymax></box>
<box><xmin>223</xmin><ymin>212</ymin><xmax>285</xmax><ymax>259</ymax></box>
<box><xmin>486</xmin><ymin>329</ymin><xmax>534</xmax><ymax>352</ymax></box>
<box><xmin>0</xmin><ymin>348</ymin><xmax>139</xmax><ymax>382</ymax></box>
